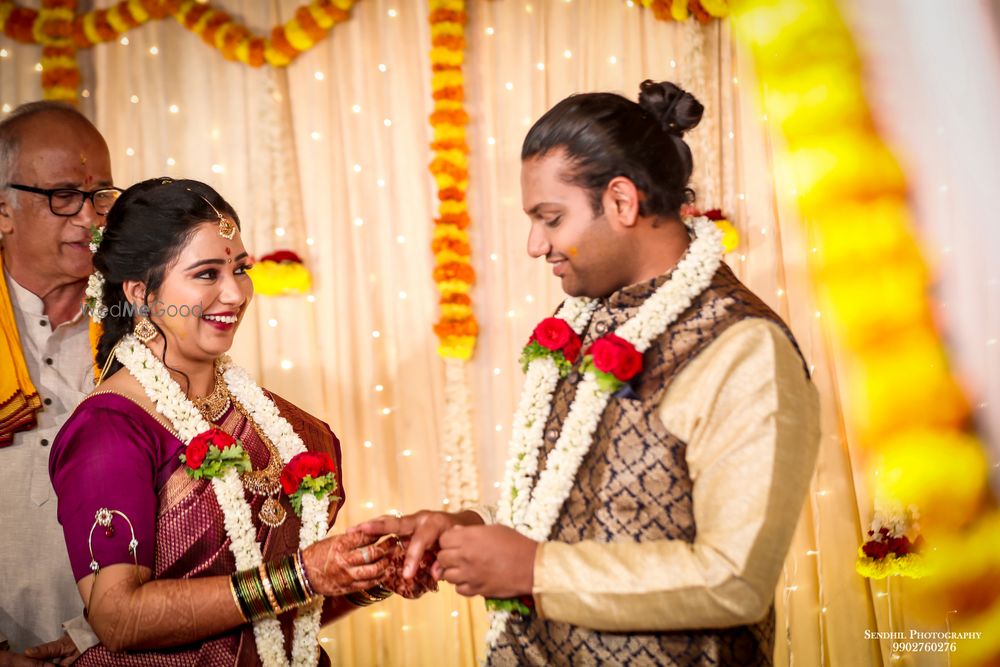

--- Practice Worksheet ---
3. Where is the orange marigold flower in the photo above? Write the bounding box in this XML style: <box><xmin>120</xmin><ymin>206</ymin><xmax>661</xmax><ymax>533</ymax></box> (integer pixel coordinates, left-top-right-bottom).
<box><xmin>432</xmin><ymin>86</ymin><xmax>465</xmax><ymax>102</ymax></box>
<box><xmin>42</xmin><ymin>68</ymin><xmax>81</xmax><ymax>88</ymax></box>
<box><xmin>436</xmin><ymin>212</ymin><xmax>470</xmax><ymax>228</ymax></box>
<box><xmin>248</xmin><ymin>37</ymin><xmax>266</xmax><ymax>67</ymax></box>
<box><xmin>434</xmin><ymin>318</ymin><xmax>478</xmax><ymax>338</ymax></box>
<box><xmin>431</xmin><ymin>34</ymin><xmax>465</xmax><ymax>50</ymax></box>
<box><xmin>430</xmin><ymin>139</ymin><xmax>470</xmax><ymax>153</ymax></box>
<box><xmin>441</xmin><ymin>293</ymin><xmax>472</xmax><ymax>307</ymax></box>
<box><xmin>429</xmin><ymin>159</ymin><xmax>467</xmax><ymax>180</ymax></box>
<box><xmin>650</xmin><ymin>0</ymin><xmax>671</xmax><ymax>21</ymax></box>
<box><xmin>43</xmin><ymin>44</ymin><xmax>75</xmax><ymax>58</ymax></box>
<box><xmin>429</xmin><ymin>109</ymin><xmax>469</xmax><ymax>125</ymax></box>
<box><xmin>433</xmin><ymin>262</ymin><xmax>476</xmax><ymax>284</ymax></box>
<box><xmin>201</xmin><ymin>13</ymin><xmax>231</xmax><ymax>45</ymax></box>
<box><xmin>438</xmin><ymin>187</ymin><xmax>465</xmax><ymax>202</ymax></box>
<box><xmin>182</xmin><ymin>4</ymin><xmax>210</xmax><ymax>29</ymax></box>
<box><xmin>428</xmin><ymin>9</ymin><xmax>466</xmax><ymax>24</ymax></box>
<box><xmin>295</xmin><ymin>7</ymin><xmax>326</xmax><ymax>41</ymax></box>
<box><xmin>689</xmin><ymin>1</ymin><xmax>712</xmax><ymax>23</ymax></box>
<box><xmin>432</xmin><ymin>237</ymin><xmax>471</xmax><ymax>255</ymax></box>
<box><xmin>270</xmin><ymin>26</ymin><xmax>299</xmax><ymax>57</ymax></box>
<box><xmin>7</xmin><ymin>8</ymin><xmax>38</xmax><ymax>42</ymax></box>
<box><xmin>95</xmin><ymin>13</ymin><xmax>117</xmax><ymax>41</ymax></box>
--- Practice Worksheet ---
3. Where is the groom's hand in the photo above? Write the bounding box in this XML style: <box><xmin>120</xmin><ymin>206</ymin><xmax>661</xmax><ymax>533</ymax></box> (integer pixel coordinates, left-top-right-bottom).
<box><xmin>435</xmin><ymin>525</ymin><xmax>538</xmax><ymax>599</ymax></box>
<box><xmin>351</xmin><ymin>510</ymin><xmax>483</xmax><ymax>579</ymax></box>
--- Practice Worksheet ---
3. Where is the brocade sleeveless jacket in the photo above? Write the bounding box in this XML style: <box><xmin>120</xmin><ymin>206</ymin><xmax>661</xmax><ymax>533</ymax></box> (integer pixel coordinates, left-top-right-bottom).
<box><xmin>488</xmin><ymin>264</ymin><xmax>804</xmax><ymax>667</ymax></box>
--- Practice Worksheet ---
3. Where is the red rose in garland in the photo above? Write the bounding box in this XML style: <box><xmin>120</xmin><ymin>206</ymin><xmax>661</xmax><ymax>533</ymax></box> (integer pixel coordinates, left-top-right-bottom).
<box><xmin>281</xmin><ymin>451</ymin><xmax>339</xmax><ymax>515</ymax></box>
<box><xmin>532</xmin><ymin>317</ymin><xmax>572</xmax><ymax>350</ymax></box>
<box><xmin>185</xmin><ymin>436</ymin><xmax>210</xmax><ymax>470</ymax></box>
<box><xmin>521</xmin><ymin>316</ymin><xmax>583</xmax><ymax>374</ymax></box>
<box><xmin>180</xmin><ymin>427</ymin><xmax>249</xmax><ymax>480</ymax></box>
<box><xmin>584</xmin><ymin>333</ymin><xmax>643</xmax><ymax>392</ymax></box>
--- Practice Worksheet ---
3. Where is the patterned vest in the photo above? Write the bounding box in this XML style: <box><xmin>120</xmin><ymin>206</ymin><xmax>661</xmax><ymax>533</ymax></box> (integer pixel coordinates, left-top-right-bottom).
<box><xmin>488</xmin><ymin>264</ymin><xmax>804</xmax><ymax>667</ymax></box>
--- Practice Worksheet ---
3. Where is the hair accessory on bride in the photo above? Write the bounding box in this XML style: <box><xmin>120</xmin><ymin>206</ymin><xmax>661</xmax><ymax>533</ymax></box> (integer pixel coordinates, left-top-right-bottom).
<box><xmin>187</xmin><ymin>187</ymin><xmax>236</xmax><ymax>240</ymax></box>
<box><xmin>87</xmin><ymin>507</ymin><xmax>139</xmax><ymax>574</ymax></box>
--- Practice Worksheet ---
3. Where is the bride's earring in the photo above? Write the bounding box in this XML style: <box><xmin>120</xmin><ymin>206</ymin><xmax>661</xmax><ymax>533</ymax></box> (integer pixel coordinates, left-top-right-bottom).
<box><xmin>134</xmin><ymin>316</ymin><xmax>157</xmax><ymax>343</ymax></box>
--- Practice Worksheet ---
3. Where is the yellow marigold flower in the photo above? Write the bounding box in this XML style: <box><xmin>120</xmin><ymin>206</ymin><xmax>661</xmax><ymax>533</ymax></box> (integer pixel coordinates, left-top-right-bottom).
<box><xmin>250</xmin><ymin>260</ymin><xmax>312</xmax><ymax>296</ymax></box>
<box><xmin>670</xmin><ymin>0</ymin><xmax>689</xmax><ymax>21</ymax></box>
<box><xmin>714</xmin><ymin>220</ymin><xmax>739</xmax><ymax>253</ymax></box>
<box><xmin>45</xmin><ymin>86</ymin><xmax>78</xmax><ymax>102</ymax></box>
<box><xmin>438</xmin><ymin>338</ymin><xmax>476</xmax><ymax>361</ymax></box>
<box><xmin>440</xmin><ymin>303</ymin><xmax>473</xmax><ymax>320</ymax></box>
<box><xmin>106</xmin><ymin>5</ymin><xmax>131</xmax><ymax>33</ymax></box>
<box><xmin>40</xmin><ymin>55</ymin><xmax>78</xmax><ymax>69</ymax></box>
<box><xmin>432</xmin><ymin>225</ymin><xmax>468</xmax><ymax>242</ymax></box>
<box><xmin>872</xmin><ymin>428</ymin><xmax>987</xmax><ymax>537</ymax></box>
<box><xmin>436</xmin><ymin>279</ymin><xmax>471</xmax><ymax>296</ymax></box>
<box><xmin>438</xmin><ymin>200</ymin><xmax>467</xmax><ymax>216</ymax></box>
<box><xmin>285</xmin><ymin>20</ymin><xmax>314</xmax><ymax>51</ymax></box>
<box><xmin>308</xmin><ymin>3</ymin><xmax>334</xmax><ymax>29</ymax></box>
<box><xmin>127</xmin><ymin>0</ymin><xmax>150</xmax><ymax>23</ymax></box>
<box><xmin>434</xmin><ymin>125</ymin><xmax>466</xmax><ymax>142</ymax></box>
<box><xmin>434</xmin><ymin>250</ymin><xmax>469</xmax><ymax>266</ymax></box>
<box><xmin>433</xmin><ymin>99</ymin><xmax>464</xmax><ymax>113</ymax></box>
<box><xmin>265</xmin><ymin>44</ymin><xmax>292</xmax><ymax>67</ymax></box>
<box><xmin>431</xmin><ymin>71</ymin><xmax>464</xmax><ymax>89</ymax></box>
<box><xmin>81</xmin><ymin>12</ymin><xmax>102</xmax><ymax>45</ymax></box>
<box><xmin>700</xmin><ymin>0</ymin><xmax>729</xmax><ymax>17</ymax></box>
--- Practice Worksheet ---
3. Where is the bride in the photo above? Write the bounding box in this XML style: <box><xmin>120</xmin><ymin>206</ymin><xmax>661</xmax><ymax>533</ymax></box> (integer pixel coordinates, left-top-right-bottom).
<box><xmin>50</xmin><ymin>178</ymin><xmax>407</xmax><ymax>665</ymax></box>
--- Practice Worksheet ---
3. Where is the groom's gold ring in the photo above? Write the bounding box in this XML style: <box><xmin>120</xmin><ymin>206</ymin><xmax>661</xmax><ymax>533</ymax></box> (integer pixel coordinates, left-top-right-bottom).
<box><xmin>361</xmin><ymin>546</ymin><xmax>371</xmax><ymax>564</ymax></box>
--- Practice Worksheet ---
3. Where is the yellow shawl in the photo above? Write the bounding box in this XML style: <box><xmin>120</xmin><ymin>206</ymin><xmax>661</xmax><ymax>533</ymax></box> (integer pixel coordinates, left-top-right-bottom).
<box><xmin>0</xmin><ymin>251</ymin><xmax>102</xmax><ymax>446</ymax></box>
<box><xmin>0</xmin><ymin>251</ymin><xmax>41</xmax><ymax>446</ymax></box>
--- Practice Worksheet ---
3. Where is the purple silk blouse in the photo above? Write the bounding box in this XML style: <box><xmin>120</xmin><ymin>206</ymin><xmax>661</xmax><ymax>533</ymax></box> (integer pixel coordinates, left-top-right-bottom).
<box><xmin>49</xmin><ymin>393</ymin><xmax>186</xmax><ymax>581</ymax></box>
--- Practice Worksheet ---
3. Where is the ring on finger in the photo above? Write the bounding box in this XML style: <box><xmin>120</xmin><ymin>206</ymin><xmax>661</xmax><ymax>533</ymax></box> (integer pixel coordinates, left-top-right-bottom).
<box><xmin>361</xmin><ymin>546</ymin><xmax>371</xmax><ymax>564</ymax></box>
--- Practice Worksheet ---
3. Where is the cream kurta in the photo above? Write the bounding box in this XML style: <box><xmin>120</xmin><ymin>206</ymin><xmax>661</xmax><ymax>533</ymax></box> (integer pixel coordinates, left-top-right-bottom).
<box><xmin>532</xmin><ymin>317</ymin><xmax>820</xmax><ymax>630</ymax></box>
<box><xmin>0</xmin><ymin>270</ymin><xmax>93</xmax><ymax>651</ymax></box>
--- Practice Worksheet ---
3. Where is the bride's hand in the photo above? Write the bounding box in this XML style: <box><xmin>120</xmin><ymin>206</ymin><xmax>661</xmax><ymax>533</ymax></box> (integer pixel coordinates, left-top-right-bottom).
<box><xmin>301</xmin><ymin>532</ymin><xmax>393</xmax><ymax>597</ymax></box>
<box><xmin>383</xmin><ymin>538</ymin><xmax>439</xmax><ymax>599</ymax></box>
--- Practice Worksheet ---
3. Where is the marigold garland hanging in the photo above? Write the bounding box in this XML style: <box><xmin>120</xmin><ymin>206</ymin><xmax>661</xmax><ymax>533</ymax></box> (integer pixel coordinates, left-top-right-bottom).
<box><xmin>725</xmin><ymin>0</ymin><xmax>998</xmax><ymax>661</ymax></box>
<box><xmin>428</xmin><ymin>0</ymin><xmax>478</xmax><ymax>507</ymax></box>
<box><xmin>0</xmin><ymin>0</ymin><xmax>357</xmax><ymax>102</ymax></box>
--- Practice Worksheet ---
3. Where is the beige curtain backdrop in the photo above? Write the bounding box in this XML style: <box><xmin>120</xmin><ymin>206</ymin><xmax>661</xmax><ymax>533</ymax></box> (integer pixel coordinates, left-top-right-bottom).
<box><xmin>12</xmin><ymin>0</ymin><xmax>998</xmax><ymax>664</ymax></box>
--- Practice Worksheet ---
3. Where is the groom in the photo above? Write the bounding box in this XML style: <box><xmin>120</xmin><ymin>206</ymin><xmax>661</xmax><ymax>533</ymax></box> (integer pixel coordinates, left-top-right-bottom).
<box><xmin>356</xmin><ymin>81</ymin><xmax>820</xmax><ymax>665</ymax></box>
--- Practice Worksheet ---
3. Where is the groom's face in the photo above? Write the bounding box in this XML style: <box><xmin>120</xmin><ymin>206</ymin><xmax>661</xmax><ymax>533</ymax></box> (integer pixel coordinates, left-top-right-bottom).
<box><xmin>521</xmin><ymin>150</ymin><xmax>625</xmax><ymax>299</ymax></box>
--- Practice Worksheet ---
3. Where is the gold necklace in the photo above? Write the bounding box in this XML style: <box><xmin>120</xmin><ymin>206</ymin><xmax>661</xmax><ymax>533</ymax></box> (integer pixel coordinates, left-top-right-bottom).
<box><xmin>194</xmin><ymin>364</ymin><xmax>286</xmax><ymax>528</ymax></box>
<box><xmin>191</xmin><ymin>364</ymin><xmax>231</xmax><ymax>423</ymax></box>
<box><xmin>230</xmin><ymin>396</ymin><xmax>287</xmax><ymax>528</ymax></box>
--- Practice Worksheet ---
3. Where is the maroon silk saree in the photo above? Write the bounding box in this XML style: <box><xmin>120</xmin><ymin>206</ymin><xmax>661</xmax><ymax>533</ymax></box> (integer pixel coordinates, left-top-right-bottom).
<box><xmin>66</xmin><ymin>392</ymin><xmax>344</xmax><ymax>666</ymax></box>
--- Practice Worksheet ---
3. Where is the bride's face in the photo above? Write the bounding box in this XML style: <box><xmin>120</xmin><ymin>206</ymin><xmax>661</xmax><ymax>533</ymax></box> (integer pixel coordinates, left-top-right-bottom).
<box><xmin>146</xmin><ymin>220</ymin><xmax>254</xmax><ymax>365</ymax></box>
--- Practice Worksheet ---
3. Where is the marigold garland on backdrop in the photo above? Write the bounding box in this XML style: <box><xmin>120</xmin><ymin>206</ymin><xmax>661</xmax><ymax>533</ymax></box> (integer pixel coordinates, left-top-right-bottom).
<box><xmin>727</xmin><ymin>0</ymin><xmax>998</xmax><ymax>663</ymax></box>
<box><xmin>427</xmin><ymin>0</ymin><xmax>479</xmax><ymax>507</ymax></box>
<box><xmin>0</xmin><ymin>0</ymin><xmax>357</xmax><ymax>101</ymax></box>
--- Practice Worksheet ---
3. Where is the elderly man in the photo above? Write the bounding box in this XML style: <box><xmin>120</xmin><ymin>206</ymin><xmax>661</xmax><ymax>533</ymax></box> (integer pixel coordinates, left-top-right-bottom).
<box><xmin>0</xmin><ymin>102</ymin><xmax>118</xmax><ymax>664</ymax></box>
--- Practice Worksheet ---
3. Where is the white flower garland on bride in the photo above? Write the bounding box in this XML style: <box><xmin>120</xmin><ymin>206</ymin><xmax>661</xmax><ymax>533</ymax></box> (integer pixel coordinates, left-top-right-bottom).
<box><xmin>487</xmin><ymin>217</ymin><xmax>723</xmax><ymax>648</ymax></box>
<box><xmin>116</xmin><ymin>335</ymin><xmax>327</xmax><ymax>667</ymax></box>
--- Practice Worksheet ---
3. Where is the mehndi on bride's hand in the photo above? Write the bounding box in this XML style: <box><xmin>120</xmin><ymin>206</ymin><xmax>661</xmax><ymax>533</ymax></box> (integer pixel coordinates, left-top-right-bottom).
<box><xmin>301</xmin><ymin>531</ymin><xmax>393</xmax><ymax>598</ymax></box>
<box><xmin>382</xmin><ymin>537</ymin><xmax>439</xmax><ymax>599</ymax></box>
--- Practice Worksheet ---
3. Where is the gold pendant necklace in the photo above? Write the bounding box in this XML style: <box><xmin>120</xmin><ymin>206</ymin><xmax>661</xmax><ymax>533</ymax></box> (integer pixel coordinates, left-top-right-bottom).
<box><xmin>194</xmin><ymin>364</ymin><xmax>286</xmax><ymax>528</ymax></box>
<box><xmin>230</xmin><ymin>397</ymin><xmax>287</xmax><ymax>528</ymax></box>
<box><xmin>191</xmin><ymin>363</ymin><xmax>231</xmax><ymax>423</ymax></box>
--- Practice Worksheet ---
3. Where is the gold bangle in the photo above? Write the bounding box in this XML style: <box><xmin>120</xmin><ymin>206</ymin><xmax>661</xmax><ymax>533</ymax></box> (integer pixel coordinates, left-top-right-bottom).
<box><xmin>258</xmin><ymin>563</ymin><xmax>281</xmax><ymax>614</ymax></box>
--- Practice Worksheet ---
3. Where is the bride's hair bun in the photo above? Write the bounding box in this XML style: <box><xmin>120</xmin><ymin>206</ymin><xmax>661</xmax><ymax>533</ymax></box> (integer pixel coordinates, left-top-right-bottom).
<box><xmin>638</xmin><ymin>80</ymin><xmax>704</xmax><ymax>137</ymax></box>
